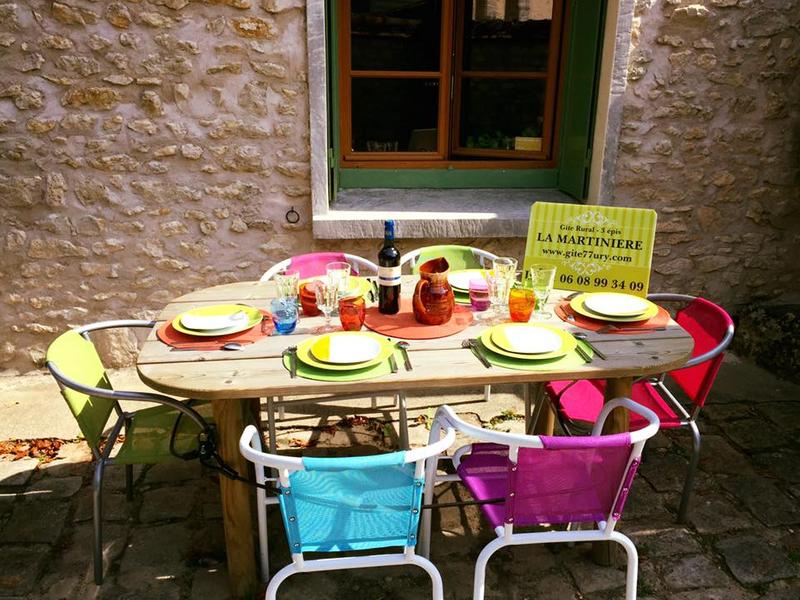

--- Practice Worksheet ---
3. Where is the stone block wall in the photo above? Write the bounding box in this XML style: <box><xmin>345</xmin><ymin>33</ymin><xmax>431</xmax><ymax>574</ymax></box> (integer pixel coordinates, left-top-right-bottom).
<box><xmin>614</xmin><ymin>0</ymin><xmax>800</xmax><ymax>303</ymax></box>
<box><xmin>0</xmin><ymin>0</ymin><xmax>312</xmax><ymax>370</ymax></box>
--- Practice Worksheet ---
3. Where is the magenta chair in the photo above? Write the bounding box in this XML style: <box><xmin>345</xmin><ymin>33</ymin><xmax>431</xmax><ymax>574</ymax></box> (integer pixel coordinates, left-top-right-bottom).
<box><xmin>545</xmin><ymin>294</ymin><xmax>735</xmax><ymax>522</ymax></box>
<box><xmin>421</xmin><ymin>400</ymin><xmax>660</xmax><ymax>600</ymax></box>
<box><xmin>260</xmin><ymin>252</ymin><xmax>378</xmax><ymax>281</ymax></box>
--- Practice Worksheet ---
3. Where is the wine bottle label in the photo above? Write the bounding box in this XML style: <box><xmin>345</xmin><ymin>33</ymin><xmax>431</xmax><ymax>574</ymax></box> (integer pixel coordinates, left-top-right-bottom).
<box><xmin>378</xmin><ymin>266</ymin><xmax>401</xmax><ymax>286</ymax></box>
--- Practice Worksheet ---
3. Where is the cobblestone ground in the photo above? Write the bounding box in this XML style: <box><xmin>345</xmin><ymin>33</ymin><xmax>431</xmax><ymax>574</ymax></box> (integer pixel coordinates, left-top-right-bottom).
<box><xmin>1</xmin><ymin>357</ymin><xmax>799</xmax><ymax>599</ymax></box>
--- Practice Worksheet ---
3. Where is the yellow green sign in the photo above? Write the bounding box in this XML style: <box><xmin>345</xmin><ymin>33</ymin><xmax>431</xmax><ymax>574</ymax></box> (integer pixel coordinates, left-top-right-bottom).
<box><xmin>523</xmin><ymin>202</ymin><xmax>658</xmax><ymax>297</ymax></box>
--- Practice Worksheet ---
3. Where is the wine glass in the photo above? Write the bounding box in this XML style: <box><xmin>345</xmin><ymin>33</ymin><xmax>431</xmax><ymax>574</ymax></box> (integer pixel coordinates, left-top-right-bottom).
<box><xmin>326</xmin><ymin>261</ymin><xmax>352</xmax><ymax>298</ymax></box>
<box><xmin>313</xmin><ymin>281</ymin><xmax>339</xmax><ymax>334</ymax></box>
<box><xmin>529</xmin><ymin>263</ymin><xmax>557</xmax><ymax>319</ymax></box>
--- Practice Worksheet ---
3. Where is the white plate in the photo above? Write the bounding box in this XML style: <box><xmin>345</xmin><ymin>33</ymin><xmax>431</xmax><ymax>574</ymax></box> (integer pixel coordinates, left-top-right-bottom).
<box><xmin>180</xmin><ymin>310</ymin><xmax>249</xmax><ymax>331</ymax></box>
<box><xmin>310</xmin><ymin>333</ymin><xmax>382</xmax><ymax>364</ymax></box>
<box><xmin>582</xmin><ymin>293</ymin><xmax>650</xmax><ymax>318</ymax></box>
<box><xmin>490</xmin><ymin>323</ymin><xmax>563</xmax><ymax>355</ymax></box>
<box><xmin>448</xmin><ymin>269</ymin><xmax>487</xmax><ymax>291</ymax></box>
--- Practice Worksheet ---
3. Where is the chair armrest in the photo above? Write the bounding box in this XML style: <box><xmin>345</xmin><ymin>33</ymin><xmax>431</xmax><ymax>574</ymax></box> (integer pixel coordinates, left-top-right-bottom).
<box><xmin>593</xmin><ymin>398</ymin><xmax>660</xmax><ymax>443</ymax></box>
<box><xmin>430</xmin><ymin>405</ymin><xmax>545</xmax><ymax>449</ymax></box>
<box><xmin>74</xmin><ymin>320</ymin><xmax>156</xmax><ymax>335</ymax></box>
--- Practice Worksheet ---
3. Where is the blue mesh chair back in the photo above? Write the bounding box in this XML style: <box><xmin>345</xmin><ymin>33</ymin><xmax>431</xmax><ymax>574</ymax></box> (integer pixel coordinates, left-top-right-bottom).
<box><xmin>279</xmin><ymin>451</ymin><xmax>424</xmax><ymax>553</ymax></box>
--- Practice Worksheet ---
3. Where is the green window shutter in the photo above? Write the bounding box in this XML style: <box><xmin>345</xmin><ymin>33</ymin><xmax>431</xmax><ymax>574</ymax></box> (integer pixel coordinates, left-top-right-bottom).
<box><xmin>557</xmin><ymin>0</ymin><xmax>606</xmax><ymax>200</ymax></box>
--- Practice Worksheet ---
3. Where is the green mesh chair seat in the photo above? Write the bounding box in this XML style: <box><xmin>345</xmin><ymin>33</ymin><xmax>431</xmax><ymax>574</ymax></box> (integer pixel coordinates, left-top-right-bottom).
<box><xmin>403</xmin><ymin>244</ymin><xmax>497</xmax><ymax>274</ymax></box>
<box><xmin>279</xmin><ymin>452</ymin><xmax>423</xmax><ymax>553</ymax></box>
<box><xmin>114</xmin><ymin>401</ymin><xmax>214</xmax><ymax>464</ymax></box>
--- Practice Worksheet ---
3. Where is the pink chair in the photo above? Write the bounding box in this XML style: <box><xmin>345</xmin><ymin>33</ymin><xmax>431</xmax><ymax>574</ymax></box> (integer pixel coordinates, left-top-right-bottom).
<box><xmin>420</xmin><ymin>400</ymin><xmax>660</xmax><ymax>600</ymax></box>
<box><xmin>545</xmin><ymin>294</ymin><xmax>735</xmax><ymax>522</ymax></box>
<box><xmin>260</xmin><ymin>252</ymin><xmax>378</xmax><ymax>281</ymax></box>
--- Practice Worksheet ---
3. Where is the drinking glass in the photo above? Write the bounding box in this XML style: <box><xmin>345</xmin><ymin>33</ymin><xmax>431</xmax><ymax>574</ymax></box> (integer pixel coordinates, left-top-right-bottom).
<box><xmin>270</xmin><ymin>297</ymin><xmax>298</xmax><ymax>335</ymax></box>
<box><xmin>339</xmin><ymin>296</ymin><xmax>366</xmax><ymax>331</ymax></box>
<box><xmin>326</xmin><ymin>261</ymin><xmax>352</xmax><ymax>297</ymax></box>
<box><xmin>529</xmin><ymin>263</ymin><xmax>557</xmax><ymax>319</ymax></box>
<box><xmin>486</xmin><ymin>274</ymin><xmax>507</xmax><ymax>324</ymax></box>
<box><xmin>492</xmin><ymin>257</ymin><xmax>518</xmax><ymax>318</ymax></box>
<box><xmin>274</xmin><ymin>269</ymin><xmax>299</xmax><ymax>304</ymax></box>
<box><xmin>468</xmin><ymin>277</ymin><xmax>490</xmax><ymax>312</ymax></box>
<box><xmin>313</xmin><ymin>281</ymin><xmax>339</xmax><ymax>334</ymax></box>
<box><xmin>299</xmin><ymin>281</ymin><xmax>321</xmax><ymax>316</ymax></box>
<box><xmin>508</xmin><ymin>284</ymin><xmax>536</xmax><ymax>323</ymax></box>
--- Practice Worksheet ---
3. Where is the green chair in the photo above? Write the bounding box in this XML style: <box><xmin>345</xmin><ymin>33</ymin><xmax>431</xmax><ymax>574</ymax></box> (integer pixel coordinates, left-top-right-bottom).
<box><xmin>401</xmin><ymin>244</ymin><xmax>497</xmax><ymax>274</ymax></box>
<box><xmin>401</xmin><ymin>245</ymin><xmax>498</xmax><ymax>403</ymax></box>
<box><xmin>45</xmin><ymin>321</ymin><xmax>215</xmax><ymax>584</ymax></box>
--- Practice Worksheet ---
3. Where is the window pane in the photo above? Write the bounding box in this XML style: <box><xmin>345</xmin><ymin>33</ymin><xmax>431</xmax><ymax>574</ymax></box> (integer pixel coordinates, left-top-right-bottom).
<box><xmin>351</xmin><ymin>0</ymin><xmax>442</xmax><ymax>71</ymax></box>
<box><xmin>463</xmin><ymin>0</ymin><xmax>553</xmax><ymax>72</ymax></box>
<box><xmin>352</xmin><ymin>78</ymin><xmax>439</xmax><ymax>152</ymax></box>
<box><xmin>459</xmin><ymin>78</ymin><xmax>545</xmax><ymax>151</ymax></box>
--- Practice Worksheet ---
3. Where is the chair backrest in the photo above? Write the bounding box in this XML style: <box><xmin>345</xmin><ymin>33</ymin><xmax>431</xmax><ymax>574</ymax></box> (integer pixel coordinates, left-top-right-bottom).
<box><xmin>668</xmin><ymin>296</ymin><xmax>734</xmax><ymax>408</ymax></box>
<box><xmin>401</xmin><ymin>245</ymin><xmax>498</xmax><ymax>274</ymax></box>
<box><xmin>260</xmin><ymin>252</ymin><xmax>378</xmax><ymax>281</ymax></box>
<box><xmin>511</xmin><ymin>433</ymin><xmax>639</xmax><ymax>526</ymax></box>
<box><xmin>240</xmin><ymin>425</ymin><xmax>454</xmax><ymax>555</ymax></box>
<box><xmin>45</xmin><ymin>330</ymin><xmax>117</xmax><ymax>449</ymax></box>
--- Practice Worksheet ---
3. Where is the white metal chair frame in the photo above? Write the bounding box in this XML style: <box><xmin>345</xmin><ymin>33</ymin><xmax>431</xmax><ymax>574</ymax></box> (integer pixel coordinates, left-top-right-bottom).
<box><xmin>259</xmin><ymin>253</ymin><xmax>379</xmax><ymax>282</ymax></box>
<box><xmin>47</xmin><ymin>320</ymin><xmax>212</xmax><ymax>585</ymax></box>
<box><xmin>420</xmin><ymin>400</ymin><xmax>660</xmax><ymax>600</ymax></box>
<box><xmin>550</xmin><ymin>293</ymin><xmax>735</xmax><ymax>521</ymax></box>
<box><xmin>239</xmin><ymin>424</ymin><xmax>456</xmax><ymax>599</ymax></box>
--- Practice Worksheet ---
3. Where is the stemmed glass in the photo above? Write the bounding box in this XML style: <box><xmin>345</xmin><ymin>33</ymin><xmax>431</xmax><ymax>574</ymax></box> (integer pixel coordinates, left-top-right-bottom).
<box><xmin>313</xmin><ymin>281</ymin><xmax>339</xmax><ymax>334</ymax></box>
<box><xmin>529</xmin><ymin>263</ymin><xmax>557</xmax><ymax>319</ymax></box>
<box><xmin>326</xmin><ymin>261</ymin><xmax>352</xmax><ymax>298</ymax></box>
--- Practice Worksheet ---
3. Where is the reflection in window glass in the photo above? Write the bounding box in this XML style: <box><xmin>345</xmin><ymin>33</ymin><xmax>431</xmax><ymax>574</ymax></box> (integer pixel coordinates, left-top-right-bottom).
<box><xmin>459</xmin><ymin>78</ymin><xmax>545</xmax><ymax>151</ymax></box>
<box><xmin>352</xmin><ymin>78</ymin><xmax>439</xmax><ymax>152</ymax></box>
<box><xmin>463</xmin><ymin>0</ymin><xmax>553</xmax><ymax>72</ymax></box>
<box><xmin>351</xmin><ymin>0</ymin><xmax>442</xmax><ymax>71</ymax></box>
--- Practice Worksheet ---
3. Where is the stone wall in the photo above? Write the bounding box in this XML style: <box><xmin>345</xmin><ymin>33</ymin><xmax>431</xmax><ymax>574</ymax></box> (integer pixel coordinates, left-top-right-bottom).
<box><xmin>0</xmin><ymin>0</ymin><xmax>311</xmax><ymax>371</ymax></box>
<box><xmin>614</xmin><ymin>0</ymin><xmax>800</xmax><ymax>303</ymax></box>
<box><xmin>1</xmin><ymin>0</ymin><xmax>798</xmax><ymax>373</ymax></box>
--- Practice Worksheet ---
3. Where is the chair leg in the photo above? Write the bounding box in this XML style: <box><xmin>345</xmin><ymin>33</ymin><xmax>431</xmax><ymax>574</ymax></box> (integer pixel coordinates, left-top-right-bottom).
<box><xmin>678</xmin><ymin>421</ymin><xmax>701</xmax><ymax>523</ymax></box>
<box><xmin>473</xmin><ymin>536</ymin><xmax>506</xmax><ymax>600</ymax></box>
<box><xmin>611</xmin><ymin>532</ymin><xmax>639</xmax><ymax>600</ymax></box>
<box><xmin>277</xmin><ymin>399</ymin><xmax>285</xmax><ymax>421</ymax></box>
<box><xmin>265</xmin><ymin>561</ymin><xmax>300</xmax><ymax>600</ymax></box>
<box><xmin>92</xmin><ymin>461</ymin><xmax>106</xmax><ymax>585</ymax></box>
<box><xmin>397</xmin><ymin>393</ymin><xmax>409</xmax><ymax>450</ymax></box>
<box><xmin>409</xmin><ymin>554</ymin><xmax>445</xmax><ymax>600</ymax></box>
<box><xmin>124</xmin><ymin>464</ymin><xmax>133</xmax><ymax>501</ymax></box>
<box><xmin>483</xmin><ymin>384</ymin><xmax>491</xmax><ymax>402</ymax></box>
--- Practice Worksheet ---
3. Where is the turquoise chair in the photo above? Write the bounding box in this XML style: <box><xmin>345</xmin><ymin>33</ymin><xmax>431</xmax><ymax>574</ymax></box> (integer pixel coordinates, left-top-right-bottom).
<box><xmin>46</xmin><ymin>321</ymin><xmax>215</xmax><ymax>584</ymax></box>
<box><xmin>402</xmin><ymin>245</ymin><xmax>499</xmax><ymax>403</ymax></box>
<box><xmin>240</xmin><ymin>424</ymin><xmax>455</xmax><ymax>598</ymax></box>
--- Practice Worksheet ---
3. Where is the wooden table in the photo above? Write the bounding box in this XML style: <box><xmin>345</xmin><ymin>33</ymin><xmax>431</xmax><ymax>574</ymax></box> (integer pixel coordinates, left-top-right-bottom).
<box><xmin>136</xmin><ymin>279</ymin><xmax>694</xmax><ymax>598</ymax></box>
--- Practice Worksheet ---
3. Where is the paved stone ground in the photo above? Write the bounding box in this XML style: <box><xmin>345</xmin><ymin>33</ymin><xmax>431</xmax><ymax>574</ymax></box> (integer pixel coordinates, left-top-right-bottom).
<box><xmin>1</xmin><ymin>355</ymin><xmax>799</xmax><ymax>599</ymax></box>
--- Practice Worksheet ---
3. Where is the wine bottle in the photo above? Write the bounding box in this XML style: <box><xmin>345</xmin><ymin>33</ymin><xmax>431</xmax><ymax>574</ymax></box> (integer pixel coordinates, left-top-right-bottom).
<box><xmin>378</xmin><ymin>219</ymin><xmax>401</xmax><ymax>314</ymax></box>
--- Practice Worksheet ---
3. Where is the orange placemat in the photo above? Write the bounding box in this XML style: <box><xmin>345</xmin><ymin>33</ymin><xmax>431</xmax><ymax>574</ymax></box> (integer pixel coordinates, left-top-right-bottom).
<box><xmin>555</xmin><ymin>300</ymin><xmax>670</xmax><ymax>334</ymax></box>
<box><xmin>364</xmin><ymin>298</ymin><xmax>474</xmax><ymax>340</ymax></box>
<box><xmin>157</xmin><ymin>309</ymin><xmax>273</xmax><ymax>350</ymax></box>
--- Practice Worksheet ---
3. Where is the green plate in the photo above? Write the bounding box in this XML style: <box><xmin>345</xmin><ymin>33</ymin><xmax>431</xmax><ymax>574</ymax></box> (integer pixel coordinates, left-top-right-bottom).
<box><xmin>172</xmin><ymin>304</ymin><xmax>262</xmax><ymax>337</ymax></box>
<box><xmin>570</xmin><ymin>294</ymin><xmax>659</xmax><ymax>323</ymax></box>
<box><xmin>299</xmin><ymin>275</ymin><xmax>373</xmax><ymax>299</ymax></box>
<box><xmin>283</xmin><ymin>348</ymin><xmax>402</xmax><ymax>381</ymax></box>
<box><xmin>479</xmin><ymin>324</ymin><xmax>577</xmax><ymax>361</ymax></box>
<box><xmin>476</xmin><ymin>338</ymin><xmax>593</xmax><ymax>371</ymax></box>
<box><xmin>296</xmin><ymin>331</ymin><xmax>395</xmax><ymax>371</ymax></box>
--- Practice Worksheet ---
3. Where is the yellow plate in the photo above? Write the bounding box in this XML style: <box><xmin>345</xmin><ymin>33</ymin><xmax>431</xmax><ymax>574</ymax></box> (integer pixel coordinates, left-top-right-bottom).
<box><xmin>299</xmin><ymin>275</ymin><xmax>372</xmax><ymax>299</ymax></box>
<box><xmin>491</xmin><ymin>323</ymin><xmax>564</xmax><ymax>355</ymax></box>
<box><xmin>296</xmin><ymin>332</ymin><xmax>395</xmax><ymax>371</ymax></box>
<box><xmin>570</xmin><ymin>294</ymin><xmax>659</xmax><ymax>323</ymax></box>
<box><xmin>582</xmin><ymin>292</ymin><xmax>653</xmax><ymax>318</ymax></box>
<box><xmin>310</xmin><ymin>332</ymin><xmax>382</xmax><ymax>364</ymax></box>
<box><xmin>480</xmin><ymin>324</ymin><xmax>576</xmax><ymax>361</ymax></box>
<box><xmin>172</xmin><ymin>304</ymin><xmax>262</xmax><ymax>337</ymax></box>
<box><xmin>448</xmin><ymin>269</ymin><xmax>489</xmax><ymax>291</ymax></box>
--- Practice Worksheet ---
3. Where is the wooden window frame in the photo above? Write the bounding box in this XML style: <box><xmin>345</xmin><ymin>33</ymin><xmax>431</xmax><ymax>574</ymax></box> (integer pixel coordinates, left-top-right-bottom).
<box><xmin>337</xmin><ymin>0</ymin><xmax>566</xmax><ymax>170</ymax></box>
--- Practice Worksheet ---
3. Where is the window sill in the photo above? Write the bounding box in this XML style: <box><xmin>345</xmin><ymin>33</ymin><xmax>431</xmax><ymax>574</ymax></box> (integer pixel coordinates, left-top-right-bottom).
<box><xmin>312</xmin><ymin>188</ymin><xmax>578</xmax><ymax>239</ymax></box>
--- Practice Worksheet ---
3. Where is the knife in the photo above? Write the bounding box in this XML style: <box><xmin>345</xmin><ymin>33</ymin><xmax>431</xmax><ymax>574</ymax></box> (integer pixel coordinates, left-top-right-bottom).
<box><xmin>462</xmin><ymin>339</ymin><xmax>492</xmax><ymax>369</ymax></box>
<box><xmin>388</xmin><ymin>353</ymin><xmax>398</xmax><ymax>374</ymax></box>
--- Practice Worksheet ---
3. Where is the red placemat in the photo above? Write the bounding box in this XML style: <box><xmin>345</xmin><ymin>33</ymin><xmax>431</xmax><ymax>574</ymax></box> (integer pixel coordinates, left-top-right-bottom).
<box><xmin>555</xmin><ymin>300</ymin><xmax>670</xmax><ymax>334</ymax></box>
<box><xmin>364</xmin><ymin>298</ymin><xmax>474</xmax><ymax>340</ymax></box>
<box><xmin>157</xmin><ymin>310</ymin><xmax>273</xmax><ymax>350</ymax></box>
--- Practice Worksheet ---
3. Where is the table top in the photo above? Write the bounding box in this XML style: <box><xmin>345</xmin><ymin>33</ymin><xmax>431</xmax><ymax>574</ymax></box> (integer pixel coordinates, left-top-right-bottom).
<box><xmin>136</xmin><ymin>279</ymin><xmax>695</xmax><ymax>400</ymax></box>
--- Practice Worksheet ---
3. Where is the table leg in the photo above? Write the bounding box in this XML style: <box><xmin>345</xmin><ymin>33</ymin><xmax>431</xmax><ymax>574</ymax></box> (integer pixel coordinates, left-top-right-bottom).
<box><xmin>212</xmin><ymin>398</ymin><xmax>258</xmax><ymax>599</ymax></box>
<box><xmin>532</xmin><ymin>381</ymin><xmax>555</xmax><ymax>435</ymax></box>
<box><xmin>592</xmin><ymin>377</ymin><xmax>632</xmax><ymax>567</ymax></box>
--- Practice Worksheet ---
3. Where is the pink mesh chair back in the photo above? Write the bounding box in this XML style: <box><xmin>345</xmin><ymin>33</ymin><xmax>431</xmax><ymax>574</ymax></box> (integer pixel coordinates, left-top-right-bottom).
<box><xmin>288</xmin><ymin>252</ymin><xmax>356</xmax><ymax>279</ymax></box>
<box><xmin>511</xmin><ymin>433</ymin><xmax>639</xmax><ymax>526</ymax></box>
<box><xmin>670</xmin><ymin>297</ymin><xmax>733</xmax><ymax>409</ymax></box>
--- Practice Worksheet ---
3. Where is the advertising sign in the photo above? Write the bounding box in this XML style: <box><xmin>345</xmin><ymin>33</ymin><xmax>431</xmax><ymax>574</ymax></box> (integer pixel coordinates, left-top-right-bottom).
<box><xmin>523</xmin><ymin>202</ymin><xmax>658</xmax><ymax>297</ymax></box>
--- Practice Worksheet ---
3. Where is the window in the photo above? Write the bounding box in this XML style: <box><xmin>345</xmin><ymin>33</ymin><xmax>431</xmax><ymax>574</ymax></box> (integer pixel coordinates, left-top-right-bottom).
<box><xmin>338</xmin><ymin>0</ymin><xmax>563</xmax><ymax>167</ymax></box>
<box><xmin>327</xmin><ymin>0</ymin><xmax>606</xmax><ymax>196</ymax></box>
